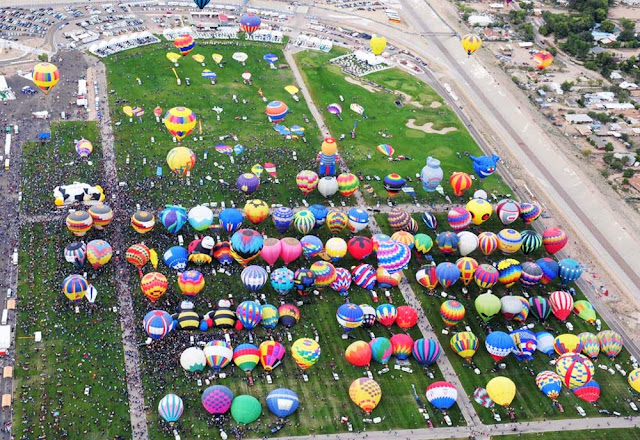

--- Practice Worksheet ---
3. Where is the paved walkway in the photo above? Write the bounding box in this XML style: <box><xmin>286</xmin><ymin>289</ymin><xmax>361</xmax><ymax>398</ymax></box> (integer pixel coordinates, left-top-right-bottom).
<box><xmin>88</xmin><ymin>54</ymin><xmax>150</xmax><ymax>440</ymax></box>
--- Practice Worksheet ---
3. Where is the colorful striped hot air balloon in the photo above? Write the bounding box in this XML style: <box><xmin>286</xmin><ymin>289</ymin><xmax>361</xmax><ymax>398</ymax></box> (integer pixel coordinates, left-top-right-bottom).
<box><xmin>291</xmin><ymin>338</ymin><xmax>321</xmax><ymax>370</ymax></box>
<box><xmin>497</xmin><ymin>258</ymin><xmax>522</xmax><ymax>288</ymax></box>
<box><xmin>440</xmin><ymin>300</ymin><xmax>465</xmax><ymax>327</ymax></box>
<box><xmin>485</xmin><ymin>331</ymin><xmax>514</xmax><ymax>362</ymax></box>
<box><xmin>542</xmin><ymin>227</ymin><xmax>567</xmax><ymax>254</ymax></box>
<box><xmin>311</xmin><ymin>261</ymin><xmax>336</xmax><ymax>289</ymax></box>
<box><xmin>233</xmin><ymin>343</ymin><xmax>260</xmax><ymax>375</ymax></box>
<box><xmin>240</xmin><ymin>13</ymin><xmax>261</xmax><ymax>35</ymax></box>
<box><xmin>390</xmin><ymin>334</ymin><xmax>413</xmax><ymax>360</ymax></box>
<box><xmin>536</xmin><ymin>371</ymin><xmax>562</xmax><ymax>400</ymax></box>
<box><xmin>174</xmin><ymin>34</ymin><xmax>195</xmax><ymax>56</ymax></box>
<box><xmin>449</xmin><ymin>172</ymin><xmax>472</xmax><ymax>196</ymax></box>
<box><xmin>554</xmin><ymin>334</ymin><xmax>583</xmax><ymax>355</ymax></box>
<box><xmin>32</xmin><ymin>62</ymin><xmax>60</xmax><ymax>94</ymax></box>
<box><xmin>369</xmin><ymin>337</ymin><xmax>393</xmax><ymax>364</ymax></box>
<box><xmin>450</xmin><ymin>331</ymin><xmax>478</xmax><ymax>361</ymax></box>
<box><xmin>336</xmin><ymin>303</ymin><xmax>364</xmax><ymax>333</ymax></box>
<box><xmin>140</xmin><ymin>272</ymin><xmax>168</xmax><ymax>302</ymax></box>
<box><xmin>66</xmin><ymin>210</ymin><xmax>93</xmax><ymax>237</ymax></box>
<box><xmin>259</xmin><ymin>340</ymin><xmax>285</xmax><ymax>371</ymax></box>
<box><xmin>204</xmin><ymin>340</ymin><xmax>233</xmax><ymax>372</ymax></box>
<box><xmin>474</xmin><ymin>264</ymin><xmax>499</xmax><ymax>289</ymax></box>
<box><xmin>556</xmin><ymin>353</ymin><xmax>594</xmax><ymax>389</ymax></box>
<box><xmin>456</xmin><ymin>257</ymin><xmax>478</xmax><ymax>286</ymax></box>
<box><xmin>578</xmin><ymin>332</ymin><xmax>600</xmax><ymax>359</ymax></box>
<box><xmin>352</xmin><ymin>263</ymin><xmax>377</xmax><ymax>290</ymax></box>
<box><xmin>236</xmin><ymin>301</ymin><xmax>263</xmax><ymax>330</ymax></box>
<box><xmin>296</xmin><ymin>170</ymin><xmax>319</xmax><ymax>196</ymax></box>
<box><xmin>416</xmin><ymin>264</ymin><xmax>438</xmax><ymax>290</ymax></box>
<box><xmin>158</xmin><ymin>394</ymin><xmax>184</xmax><ymax>424</ymax></box>
<box><xmin>164</xmin><ymin>107</ymin><xmax>197</xmax><ymax>140</ymax></box>
<box><xmin>266</xmin><ymin>100</ymin><xmax>289</xmax><ymax>122</ymax></box>
<box><xmin>426</xmin><ymin>381</ymin><xmax>458</xmax><ymax>410</ymax></box>
<box><xmin>375</xmin><ymin>303</ymin><xmax>397</xmax><ymax>328</ymax></box>
<box><xmin>62</xmin><ymin>274</ymin><xmax>88</xmax><ymax>301</ymax></box>
<box><xmin>597</xmin><ymin>330</ymin><xmax>623</xmax><ymax>359</ymax></box>
<box><xmin>478</xmin><ymin>232</ymin><xmax>499</xmax><ymax>256</ymax></box>
<box><xmin>549</xmin><ymin>290</ymin><xmax>574</xmax><ymax>321</ymax></box>
<box><xmin>337</xmin><ymin>173</ymin><xmax>359</xmax><ymax>197</ymax></box>
<box><xmin>412</xmin><ymin>338</ymin><xmax>441</xmax><ymax>367</ymax></box>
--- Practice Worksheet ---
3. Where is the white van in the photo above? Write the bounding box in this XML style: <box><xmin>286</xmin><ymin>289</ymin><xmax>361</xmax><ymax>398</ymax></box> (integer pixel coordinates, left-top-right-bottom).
<box><xmin>6</xmin><ymin>288</ymin><xmax>11</xmax><ymax>298</ymax></box>
<box><xmin>1</xmin><ymin>310</ymin><xmax>8</xmax><ymax>325</ymax></box>
<box><xmin>11</xmin><ymin>249</ymin><xmax>18</xmax><ymax>265</ymax></box>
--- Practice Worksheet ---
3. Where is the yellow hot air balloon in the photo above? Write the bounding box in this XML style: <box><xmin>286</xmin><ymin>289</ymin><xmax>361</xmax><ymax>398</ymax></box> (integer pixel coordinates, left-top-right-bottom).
<box><xmin>461</xmin><ymin>34</ymin><xmax>482</xmax><ymax>56</ymax></box>
<box><xmin>349</xmin><ymin>378</ymin><xmax>382</xmax><ymax>414</ymax></box>
<box><xmin>32</xmin><ymin>62</ymin><xmax>60</xmax><ymax>94</ymax></box>
<box><xmin>192</xmin><ymin>54</ymin><xmax>205</xmax><ymax>63</ymax></box>
<box><xmin>370</xmin><ymin>35</ymin><xmax>387</xmax><ymax>55</ymax></box>
<box><xmin>486</xmin><ymin>376</ymin><xmax>516</xmax><ymax>407</ymax></box>
<box><xmin>166</xmin><ymin>52</ymin><xmax>181</xmax><ymax>63</ymax></box>
<box><xmin>212</xmin><ymin>53</ymin><xmax>223</xmax><ymax>64</ymax></box>
<box><xmin>284</xmin><ymin>85</ymin><xmax>299</xmax><ymax>95</ymax></box>
<box><xmin>629</xmin><ymin>368</ymin><xmax>640</xmax><ymax>393</ymax></box>
<box><xmin>123</xmin><ymin>106</ymin><xmax>133</xmax><ymax>117</ymax></box>
<box><xmin>291</xmin><ymin>338</ymin><xmax>321</xmax><ymax>370</ymax></box>
<box><xmin>164</xmin><ymin>107</ymin><xmax>197</xmax><ymax>141</ymax></box>
<box><xmin>166</xmin><ymin>146</ymin><xmax>196</xmax><ymax>177</ymax></box>
<box><xmin>150</xmin><ymin>249</ymin><xmax>159</xmax><ymax>269</ymax></box>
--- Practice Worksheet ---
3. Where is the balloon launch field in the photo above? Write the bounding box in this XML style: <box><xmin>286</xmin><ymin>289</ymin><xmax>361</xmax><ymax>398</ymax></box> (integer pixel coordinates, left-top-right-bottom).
<box><xmin>11</xmin><ymin>38</ymin><xmax>640</xmax><ymax>440</ymax></box>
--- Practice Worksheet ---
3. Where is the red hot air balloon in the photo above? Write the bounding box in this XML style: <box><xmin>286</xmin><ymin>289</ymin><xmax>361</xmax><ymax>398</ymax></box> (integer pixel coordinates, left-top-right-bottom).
<box><xmin>549</xmin><ymin>290</ymin><xmax>574</xmax><ymax>321</ymax></box>
<box><xmin>390</xmin><ymin>334</ymin><xmax>414</xmax><ymax>360</ymax></box>
<box><xmin>347</xmin><ymin>236</ymin><xmax>374</xmax><ymax>260</ymax></box>
<box><xmin>345</xmin><ymin>341</ymin><xmax>372</xmax><ymax>367</ymax></box>
<box><xmin>542</xmin><ymin>228</ymin><xmax>567</xmax><ymax>254</ymax></box>
<box><xmin>396</xmin><ymin>306</ymin><xmax>418</xmax><ymax>331</ymax></box>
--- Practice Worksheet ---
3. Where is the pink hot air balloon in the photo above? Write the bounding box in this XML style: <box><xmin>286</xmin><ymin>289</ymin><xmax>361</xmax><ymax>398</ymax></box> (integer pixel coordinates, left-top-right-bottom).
<box><xmin>549</xmin><ymin>290</ymin><xmax>574</xmax><ymax>321</ymax></box>
<box><xmin>261</xmin><ymin>237</ymin><xmax>281</xmax><ymax>266</ymax></box>
<box><xmin>280</xmin><ymin>237</ymin><xmax>302</xmax><ymax>265</ymax></box>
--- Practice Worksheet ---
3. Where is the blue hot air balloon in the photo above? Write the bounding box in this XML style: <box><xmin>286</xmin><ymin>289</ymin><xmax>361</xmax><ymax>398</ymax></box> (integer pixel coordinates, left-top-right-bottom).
<box><xmin>266</xmin><ymin>388</ymin><xmax>299</xmax><ymax>418</ymax></box>
<box><xmin>272</xmin><ymin>207</ymin><xmax>294</xmax><ymax>234</ymax></box>
<box><xmin>412</xmin><ymin>338</ymin><xmax>441</xmax><ymax>367</ymax></box>
<box><xmin>158</xmin><ymin>394</ymin><xmax>184</xmax><ymax>424</ymax></box>
<box><xmin>160</xmin><ymin>205</ymin><xmax>188</xmax><ymax>233</ymax></box>
<box><xmin>300</xmin><ymin>235</ymin><xmax>324</xmax><ymax>259</ymax></box>
<box><xmin>236</xmin><ymin>301</ymin><xmax>263</xmax><ymax>330</ymax></box>
<box><xmin>219</xmin><ymin>208</ymin><xmax>243</xmax><ymax>233</ymax></box>
<box><xmin>511</xmin><ymin>329</ymin><xmax>537</xmax><ymax>361</ymax></box>
<box><xmin>436</xmin><ymin>231</ymin><xmax>459</xmax><ymax>255</ymax></box>
<box><xmin>241</xmin><ymin>265</ymin><xmax>268</xmax><ymax>292</ymax></box>
<box><xmin>347</xmin><ymin>208</ymin><xmax>370</xmax><ymax>233</ymax></box>
<box><xmin>270</xmin><ymin>267</ymin><xmax>295</xmax><ymax>295</ymax></box>
<box><xmin>144</xmin><ymin>310</ymin><xmax>173</xmax><ymax>340</ymax></box>
<box><xmin>435</xmin><ymin>262</ymin><xmax>461</xmax><ymax>289</ymax></box>
<box><xmin>485</xmin><ymin>331</ymin><xmax>515</xmax><ymax>362</ymax></box>
<box><xmin>309</xmin><ymin>204</ymin><xmax>328</xmax><ymax>229</ymax></box>
<box><xmin>536</xmin><ymin>331</ymin><xmax>555</xmax><ymax>356</ymax></box>
<box><xmin>536</xmin><ymin>257</ymin><xmax>559</xmax><ymax>285</ymax></box>
<box><xmin>193</xmin><ymin>0</ymin><xmax>210</xmax><ymax>9</ymax></box>
<box><xmin>240</xmin><ymin>13</ymin><xmax>261</xmax><ymax>35</ymax></box>
<box><xmin>558</xmin><ymin>258</ymin><xmax>582</xmax><ymax>285</ymax></box>
<box><xmin>336</xmin><ymin>303</ymin><xmax>363</xmax><ymax>333</ymax></box>
<box><xmin>163</xmin><ymin>246</ymin><xmax>188</xmax><ymax>270</ymax></box>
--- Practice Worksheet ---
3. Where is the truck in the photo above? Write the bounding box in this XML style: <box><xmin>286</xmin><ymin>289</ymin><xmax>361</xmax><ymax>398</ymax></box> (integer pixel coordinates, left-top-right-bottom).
<box><xmin>32</xmin><ymin>111</ymin><xmax>50</xmax><ymax>119</ymax></box>
<box><xmin>0</xmin><ymin>325</ymin><xmax>11</xmax><ymax>354</ymax></box>
<box><xmin>4</xmin><ymin>133</ymin><xmax>10</xmax><ymax>158</ymax></box>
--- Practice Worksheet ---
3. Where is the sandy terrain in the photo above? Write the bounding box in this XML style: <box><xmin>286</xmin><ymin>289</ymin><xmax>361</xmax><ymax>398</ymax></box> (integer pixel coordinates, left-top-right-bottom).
<box><xmin>343</xmin><ymin>75</ymin><xmax>376</xmax><ymax>92</ymax></box>
<box><xmin>406</xmin><ymin>118</ymin><xmax>457</xmax><ymax>134</ymax></box>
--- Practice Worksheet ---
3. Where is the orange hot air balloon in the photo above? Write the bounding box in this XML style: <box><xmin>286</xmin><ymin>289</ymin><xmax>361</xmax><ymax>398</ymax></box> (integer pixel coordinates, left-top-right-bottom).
<box><xmin>345</xmin><ymin>341</ymin><xmax>372</xmax><ymax>367</ymax></box>
<box><xmin>141</xmin><ymin>272</ymin><xmax>168</xmax><ymax>302</ymax></box>
<box><xmin>534</xmin><ymin>51</ymin><xmax>554</xmax><ymax>71</ymax></box>
<box><xmin>450</xmin><ymin>172</ymin><xmax>472</xmax><ymax>197</ymax></box>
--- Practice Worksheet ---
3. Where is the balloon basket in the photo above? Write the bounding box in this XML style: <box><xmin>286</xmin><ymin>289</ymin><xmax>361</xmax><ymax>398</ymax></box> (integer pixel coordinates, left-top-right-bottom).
<box><xmin>155</xmin><ymin>116</ymin><xmax>160</xmax><ymax>123</ymax></box>
<box><xmin>366</xmin><ymin>370</ymin><xmax>373</xmax><ymax>379</ymax></box>
<box><xmin>129</xmin><ymin>118</ymin><xmax>133</xmax><ymax>123</ymax></box>
<box><xmin>302</xmin><ymin>374</ymin><xmax>309</xmax><ymax>382</ymax></box>
<box><xmin>341</xmin><ymin>333</ymin><xmax>348</xmax><ymax>340</ymax></box>
<box><xmin>248</xmin><ymin>376</ymin><xmax>254</xmax><ymax>386</ymax></box>
<box><xmin>262</xmin><ymin>97</ymin><xmax>268</xmax><ymax>102</ymax></box>
<box><xmin>216</xmin><ymin>115</ymin><xmax>220</xmax><ymax>121</ymax></box>
<box><xmin>266</xmin><ymin>374</ymin><xmax>273</xmax><ymax>384</ymax></box>
<box><xmin>201</xmin><ymin>62</ymin><xmax>206</xmax><ymax>67</ymax></box>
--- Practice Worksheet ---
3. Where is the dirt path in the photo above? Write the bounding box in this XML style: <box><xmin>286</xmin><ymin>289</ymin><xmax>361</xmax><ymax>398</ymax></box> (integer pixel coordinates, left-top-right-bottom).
<box><xmin>344</xmin><ymin>75</ymin><xmax>377</xmax><ymax>93</ymax></box>
<box><xmin>406</xmin><ymin>118</ymin><xmax>457</xmax><ymax>134</ymax></box>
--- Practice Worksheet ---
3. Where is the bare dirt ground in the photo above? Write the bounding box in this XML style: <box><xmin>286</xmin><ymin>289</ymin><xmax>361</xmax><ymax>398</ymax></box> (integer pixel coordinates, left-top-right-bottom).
<box><xmin>343</xmin><ymin>75</ymin><xmax>377</xmax><ymax>92</ymax></box>
<box><xmin>406</xmin><ymin>118</ymin><xmax>457</xmax><ymax>134</ymax></box>
<box><xmin>609</xmin><ymin>5</ymin><xmax>640</xmax><ymax>19</ymax></box>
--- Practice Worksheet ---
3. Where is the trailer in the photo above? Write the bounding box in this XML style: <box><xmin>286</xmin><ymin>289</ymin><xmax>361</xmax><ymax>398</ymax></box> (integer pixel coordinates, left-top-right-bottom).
<box><xmin>0</xmin><ymin>325</ymin><xmax>11</xmax><ymax>354</ymax></box>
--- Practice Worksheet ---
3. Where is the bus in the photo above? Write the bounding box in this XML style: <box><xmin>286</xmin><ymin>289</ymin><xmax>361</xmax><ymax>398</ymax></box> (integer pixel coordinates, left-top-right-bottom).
<box><xmin>4</xmin><ymin>133</ymin><xmax>10</xmax><ymax>158</ymax></box>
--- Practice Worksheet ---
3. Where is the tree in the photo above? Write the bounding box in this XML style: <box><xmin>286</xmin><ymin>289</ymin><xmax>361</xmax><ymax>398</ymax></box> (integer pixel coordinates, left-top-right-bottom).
<box><xmin>522</xmin><ymin>23</ymin><xmax>535</xmax><ymax>42</ymax></box>
<box><xmin>604</xmin><ymin>142</ymin><xmax>614</xmax><ymax>152</ymax></box>
<box><xmin>619</xmin><ymin>89</ymin><xmax>631</xmax><ymax>102</ymax></box>
<box><xmin>37</xmin><ymin>53</ymin><xmax>48</xmax><ymax>62</ymax></box>
<box><xmin>599</xmin><ymin>19</ymin><xmax>615</xmax><ymax>33</ymax></box>
<box><xmin>618</xmin><ymin>18</ymin><xmax>637</xmax><ymax>42</ymax></box>
<box><xmin>623</xmin><ymin>169</ymin><xmax>635</xmax><ymax>178</ymax></box>
<box><xmin>561</xmin><ymin>81</ymin><xmax>575</xmax><ymax>92</ymax></box>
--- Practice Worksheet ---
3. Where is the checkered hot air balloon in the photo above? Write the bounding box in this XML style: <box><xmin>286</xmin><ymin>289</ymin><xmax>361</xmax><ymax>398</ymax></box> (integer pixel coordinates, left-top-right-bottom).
<box><xmin>291</xmin><ymin>338</ymin><xmax>321</xmax><ymax>370</ymax></box>
<box><xmin>202</xmin><ymin>385</ymin><xmax>233</xmax><ymax>415</ymax></box>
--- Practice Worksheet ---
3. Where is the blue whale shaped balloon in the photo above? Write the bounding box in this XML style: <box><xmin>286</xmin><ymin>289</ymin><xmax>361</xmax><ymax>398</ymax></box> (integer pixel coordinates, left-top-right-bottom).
<box><xmin>469</xmin><ymin>154</ymin><xmax>500</xmax><ymax>180</ymax></box>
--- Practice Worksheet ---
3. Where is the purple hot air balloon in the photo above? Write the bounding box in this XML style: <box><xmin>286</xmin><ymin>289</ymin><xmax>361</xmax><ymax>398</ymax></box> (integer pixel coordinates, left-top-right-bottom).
<box><xmin>536</xmin><ymin>257</ymin><xmax>559</xmax><ymax>285</ymax></box>
<box><xmin>236</xmin><ymin>173</ymin><xmax>260</xmax><ymax>195</ymax></box>
<box><xmin>412</xmin><ymin>338</ymin><xmax>441</xmax><ymax>367</ymax></box>
<box><xmin>202</xmin><ymin>385</ymin><xmax>234</xmax><ymax>415</ymax></box>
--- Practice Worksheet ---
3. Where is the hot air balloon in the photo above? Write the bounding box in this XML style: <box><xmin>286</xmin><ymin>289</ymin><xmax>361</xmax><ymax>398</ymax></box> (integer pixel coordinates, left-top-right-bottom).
<box><xmin>495</xmin><ymin>199</ymin><xmax>520</xmax><ymax>225</ymax></box>
<box><xmin>520</xmin><ymin>230</ymin><xmax>542</xmax><ymax>255</ymax></box>
<box><xmin>440</xmin><ymin>300</ymin><xmax>465</xmax><ymax>327</ymax></box>
<box><xmin>85</xmin><ymin>239</ymin><xmax>112</xmax><ymax>269</ymax></box>
<box><xmin>519</xmin><ymin>202</ymin><xmax>541</xmax><ymax>224</ymax></box>
<box><xmin>436</xmin><ymin>231</ymin><xmax>459</xmax><ymax>256</ymax></box>
<box><xmin>74</xmin><ymin>138</ymin><xmax>93</xmax><ymax>158</ymax></box>
<box><xmin>235</xmin><ymin>301</ymin><xmax>262</xmax><ymax>331</ymax></box>
<box><xmin>345</xmin><ymin>209</ymin><xmax>369</xmax><ymax>234</ymax></box>
<box><xmin>556</xmin><ymin>353</ymin><xmax>594</xmax><ymax>389</ymax></box>
<box><xmin>309</xmin><ymin>205</ymin><xmax>328</xmax><ymax>229</ymax></box>
<box><xmin>485</xmin><ymin>331</ymin><xmax>514</xmax><ymax>362</ymax></box>
<box><xmin>597</xmin><ymin>330</ymin><xmax>623</xmax><ymax>359</ymax></box>
<box><xmin>131</xmin><ymin>210</ymin><xmax>155</xmax><ymax>234</ymax></box>
<box><xmin>347</xmin><ymin>236</ymin><xmax>373</xmax><ymax>260</ymax></box>
<box><xmin>414</xmin><ymin>234</ymin><xmax>433</xmax><ymax>257</ymax></box>
<box><xmin>64</xmin><ymin>241</ymin><xmax>87</xmax><ymax>269</ymax></box>
<box><xmin>369</xmin><ymin>337</ymin><xmax>393</xmax><ymax>364</ymax></box>
<box><xmin>266</xmin><ymin>389</ymin><xmax>299</xmax><ymax>419</ymax></box>
<box><xmin>270</xmin><ymin>267</ymin><xmax>295</xmax><ymax>296</ymax></box>
<box><xmin>416</xmin><ymin>264</ymin><xmax>438</xmax><ymax>291</ymax></box>
<box><xmin>486</xmin><ymin>377</ymin><xmax>516</xmax><ymax>407</ymax></box>
<box><xmin>345</xmin><ymin>341</ymin><xmax>372</xmax><ymax>367</ymax></box>
<box><xmin>447</xmin><ymin>207</ymin><xmax>471</xmax><ymax>232</ymax></box>
<box><xmin>159</xmin><ymin>205</ymin><xmax>187</xmax><ymax>234</ymax></box>
<box><xmin>412</xmin><ymin>338</ymin><xmax>441</xmax><ymax>367</ymax></box>
<box><xmin>311</xmin><ymin>261</ymin><xmax>336</xmax><ymax>289</ymax></box>
<box><xmin>537</xmin><ymin>257</ymin><xmax>560</xmax><ymax>285</ymax></box>
<box><xmin>143</xmin><ymin>310</ymin><xmax>173</xmax><ymax>340</ymax></box>
<box><xmin>349</xmin><ymin>378</ymin><xmax>381</xmax><ymax>414</ymax></box>
<box><xmin>388</xmin><ymin>208</ymin><xmax>411</xmax><ymax>232</ymax></box>
<box><xmin>360</xmin><ymin>304</ymin><xmax>377</xmax><ymax>328</ymax></box>
<box><xmin>32</xmin><ymin>62</ymin><xmax>60</xmax><ymax>93</ymax></box>
<box><xmin>383</xmin><ymin>174</ymin><xmax>405</xmax><ymax>198</ymax></box>
<box><xmin>350</xmin><ymin>263</ymin><xmax>376</xmax><ymax>290</ymax></box>
<box><xmin>497</xmin><ymin>229</ymin><xmax>522</xmax><ymax>255</ymax></box>
<box><xmin>180</xmin><ymin>347</ymin><xmax>206</xmax><ymax>372</ymax></box>
<box><xmin>163</xmin><ymin>246</ymin><xmax>188</xmax><ymax>270</ymax></box>
<box><xmin>66</xmin><ymin>210</ymin><xmax>93</xmax><ymax>237</ymax></box>
<box><xmin>426</xmin><ymin>381</ymin><xmax>457</xmax><ymax>410</ymax></box>
<box><xmin>325</xmin><ymin>237</ymin><xmax>347</xmax><ymax>262</ymax></box>
<box><xmin>375</xmin><ymin>303</ymin><xmax>397</xmax><ymax>328</ymax></box>
<box><xmin>449</xmin><ymin>172</ymin><xmax>472</xmax><ymax>197</ymax></box>
<box><xmin>529</xmin><ymin>296</ymin><xmax>550</xmax><ymax>321</ymax></box>
<box><xmin>325</xmin><ymin>210</ymin><xmax>348</xmax><ymax>235</ymax></box>
<box><xmin>293</xmin><ymin>210</ymin><xmax>315</xmax><ymax>235</ymax></box>
<box><xmin>542</xmin><ymin>227</ymin><xmax>567</xmax><ymax>254</ymax></box>
<box><xmin>536</xmin><ymin>371</ymin><xmax>562</xmax><ymax>400</ymax></box>
<box><xmin>473</xmin><ymin>387</ymin><xmax>495</xmax><ymax>409</ymax></box>
<box><xmin>396</xmin><ymin>306</ymin><xmax>418</xmax><ymax>331</ymax></box>
<box><xmin>337</xmin><ymin>173</ymin><xmax>359</xmax><ymax>197</ymax></box>
<box><xmin>231</xmin><ymin>395</ymin><xmax>262</xmax><ymax>425</ymax></box>
<box><xmin>574</xmin><ymin>380</ymin><xmax>600</xmax><ymax>403</ymax></box>
<box><xmin>578</xmin><ymin>332</ymin><xmax>600</xmax><ymax>359</ymax></box>
<box><xmin>126</xmin><ymin>243</ymin><xmax>150</xmax><ymax>273</ymax></box>
<box><xmin>573</xmin><ymin>300</ymin><xmax>596</xmax><ymax>323</ymax></box>
<box><xmin>629</xmin><ymin>369</ymin><xmax>640</xmax><ymax>393</ymax></box>
<box><xmin>331</xmin><ymin>267</ymin><xmax>352</xmax><ymax>296</ymax></box>
<box><xmin>164</xmin><ymin>107</ymin><xmax>196</xmax><ymax>140</ymax></box>
<box><xmin>236</xmin><ymin>173</ymin><xmax>260</xmax><ymax>195</ymax></box>
<box><xmin>554</xmin><ymin>333</ymin><xmax>583</xmax><ymax>355</ymax></box>
<box><xmin>461</xmin><ymin>33</ymin><xmax>482</xmax><ymax>55</ymax></box>
<box><xmin>166</xmin><ymin>147</ymin><xmax>196</xmax><ymax>177</ymax></box>
<box><xmin>478</xmin><ymin>232</ymin><xmax>499</xmax><ymax>256</ymax></box>
<box><xmin>202</xmin><ymin>385</ymin><xmax>233</xmax><ymax>415</ymax></box>
<box><xmin>497</xmin><ymin>258</ymin><xmax>522</xmax><ymax>288</ymax></box>
<box><xmin>370</xmin><ymin>35</ymin><xmax>387</xmax><ymax>54</ymax></box>
<box><xmin>520</xmin><ymin>261</ymin><xmax>543</xmax><ymax>287</ymax></box>
<box><xmin>259</xmin><ymin>340</ymin><xmax>285</xmax><ymax>371</ymax></box>
<box><xmin>450</xmin><ymin>331</ymin><xmax>478</xmax><ymax>361</ymax></box>
<box><xmin>266</xmin><ymin>100</ymin><xmax>289</xmax><ymax>122</ymax></box>
<box><xmin>85</xmin><ymin>204</ymin><xmax>112</xmax><ymax>232</ymax></box>
<box><xmin>558</xmin><ymin>259</ymin><xmax>582</xmax><ymax>285</ymax></box>
<box><xmin>511</xmin><ymin>328</ymin><xmax>537</xmax><ymax>361</ymax></box>
<box><xmin>534</xmin><ymin>50</ymin><xmax>554</xmax><ymax>70</ymax></box>
<box><xmin>536</xmin><ymin>332</ymin><xmax>555</xmax><ymax>356</ymax></box>
<box><xmin>457</xmin><ymin>231</ymin><xmax>478</xmax><ymax>257</ymax></box>
<box><xmin>204</xmin><ymin>340</ymin><xmax>233</xmax><ymax>372</ymax></box>
<box><xmin>475</xmin><ymin>292</ymin><xmax>501</xmax><ymax>322</ymax></box>
<box><xmin>291</xmin><ymin>338</ymin><xmax>321</xmax><ymax>370</ymax></box>
<box><xmin>422</xmin><ymin>212</ymin><xmax>437</xmax><ymax>231</ymax></box>
<box><xmin>549</xmin><ymin>290</ymin><xmax>574</xmax><ymax>321</ymax></box>
<box><xmin>336</xmin><ymin>303</ymin><xmax>364</xmax><ymax>333</ymax></box>
<box><xmin>158</xmin><ymin>394</ymin><xmax>184</xmax><ymax>424</ymax></box>
<box><xmin>278</xmin><ymin>304</ymin><xmax>300</xmax><ymax>328</ymax></box>
<box><xmin>455</xmin><ymin>257</ymin><xmax>478</xmax><ymax>286</ymax></box>
<box><xmin>230</xmin><ymin>229</ymin><xmax>264</xmax><ymax>266</ymax></box>
<box><xmin>377</xmin><ymin>143</ymin><xmax>394</xmax><ymax>158</ymax></box>
<box><xmin>500</xmin><ymin>296</ymin><xmax>523</xmax><ymax>320</ymax></box>
<box><xmin>174</xmin><ymin>34</ymin><xmax>195</xmax><ymax>56</ymax></box>
<box><xmin>293</xmin><ymin>268</ymin><xmax>316</xmax><ymax>297</ymax></box>
<box><xmin>296</xmin><ymin>170</ymin><xmax>319</xmax><ymax>196</ymax></box>
<box><xmin>259</xmin><ymin>238</ymin><xmax>281</xmax><ymax>267</ymax></box>
<box><xmin>233</xmin><ymin>343</ymin><xmax>260</xmax><ymax>375</ymax></box>
<box><xmin>466</xmin><ymin>199</ymin><xmax>492</xmax><ymax>225</ymax></box>
<box><xmin>435</xmin><ymin>262</ymin><xmax>461</xmax><ymax>290</ymax></box>
<box><xmin>240</xmin><ymin>13</ymin><xmax>261</xmax><ymax>34</ymax></box>
<box><xmin>140</xmin><ymin>272</ymin><xmax>168</xmax><ymax>302</ymax></box>
<box><xmin>272</xmin><ymin>207</ymin><xmax>294</xmax><ymax>234</ymax></box>
<box><xmin>474</xmin><ymin>264</ymin><xmax>499</xmax><ymax>290</ymax></box>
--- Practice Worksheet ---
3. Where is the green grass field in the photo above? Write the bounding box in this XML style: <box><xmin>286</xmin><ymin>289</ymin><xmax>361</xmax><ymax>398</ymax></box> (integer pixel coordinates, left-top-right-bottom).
<box><xmin>374</xmin><ymin>212</ymin><xmax>639</xmax><ymax>424</ymax></box>
<box><xmin>103</xmin><ymin>41</ymin><xmax>328</xmax><ymax>208</ymax></box>
<box><xmin>294</xmin><ymin>49</ymin><xmax>511</xmax><ymax>202</ymax></box>
<box><xmin>495</xmin><ymin>428</ymin><xmax>640</xmax><ymax>439</ymax></box>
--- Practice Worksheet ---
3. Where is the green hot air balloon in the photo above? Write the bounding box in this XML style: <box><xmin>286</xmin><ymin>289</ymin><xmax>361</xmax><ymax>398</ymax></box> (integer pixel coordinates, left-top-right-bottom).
<box><xmin>475</xmin><ymin>292</ymin><xmax>501</xmax><ymax>322</ymax></box>
<box><xmin>573</xmin><ymin>300</ymin><xmax>596</xmax><ymax>323</ymax></box>
<box><xmin>520</xmin><ymin>230</ymin><xmax>542</xmax><ymax>255</ymax></box>
<box><xmin>231</xmin><ymin>395</ymin><xmax>262</xmax><ymax>424</ymax></box>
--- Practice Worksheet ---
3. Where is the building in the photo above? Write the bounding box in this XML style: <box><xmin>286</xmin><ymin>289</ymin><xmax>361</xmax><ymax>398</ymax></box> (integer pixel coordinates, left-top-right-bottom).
<box><xmin>565</xmin><ymin>114</ymin><xmax>594</xmax><ymax>124</ymax></box>
<box><xmin>620</xmin><ymin>81</ymin><xmax>638</xmax><ymax>90</ymax></box>
<box><xmin>468</xmin><ymin>15</ymin><xmax>494</xmax><ymax>27</ymax></box>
